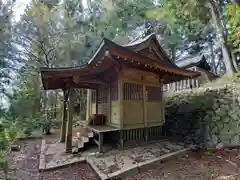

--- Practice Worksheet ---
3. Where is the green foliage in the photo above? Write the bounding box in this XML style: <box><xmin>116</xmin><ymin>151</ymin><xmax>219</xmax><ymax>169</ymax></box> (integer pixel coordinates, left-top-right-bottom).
<box><xmin>0</xmin><ymin>0</ymin><xmax>16</xmax><ymax>96</ymax></box>
<box><xmin>221</xmin><ymin>72</ymin><xmax>240</xmax><ymax>82</ymax></box>
<box><xmin>146</xmin><ymin>0</ymin><xmax>212</xmax><ymax>56</ymax></box>
<box><xmin>0</xmin><ymin>118</ymin><xmax>18</xmax><ymax>179</ymax></box>
<box><xmin>227</xmin><ymin>4</ymin><xmax>240</xmax><ymax>51</ymax></box>
<box><xmin>0</xmin><ymin>151</ymin><xmax>9</xmax><ymax>180</ymax></box>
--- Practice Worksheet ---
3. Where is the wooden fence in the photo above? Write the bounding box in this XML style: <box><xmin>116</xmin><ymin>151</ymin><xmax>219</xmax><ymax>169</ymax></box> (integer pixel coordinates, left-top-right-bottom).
<box><xmin>163</xmin><ymin>67</ymin><xmax>200</xmax><ymax>93</ymax></box>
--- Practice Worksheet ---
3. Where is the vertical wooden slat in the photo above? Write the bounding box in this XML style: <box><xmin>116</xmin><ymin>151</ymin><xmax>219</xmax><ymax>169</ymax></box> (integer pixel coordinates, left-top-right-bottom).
<box><xmin>196</xmin><ymin>78</ymin><xmax>199</xmax><ymax>88</ymax></box>
<box><xmin>108</xmin><ymin>85</ymin><xmax>111</xmax><ymax>125</ymax></box>
<box><xmin>143</xmin><ymin>84</ymin><xmax>148</xmax><ymax>142</ymax></box>
<box><xmin>119</xmin><ymin>79</ymin><xmax>123</xmax><ymax>129</ymax></box>
<box><xmin>160</xmin><ymin>79</ymin><xmax>165</xmax><ymax>123</ymax></box>
<box><xmin>138</xmin><ymin>129</ymin><xmax>140</xmax><ymax>140</ymax></box>
<box><xmin>191</xmin><ymin>79</ymin><xmax>194</xmax><ymax>89</ymax></box>
<box><xmin>136</xmin><ymin>129</ymin><xmax>139</xmax><ymax>140</ymax></box>
<box><xmin>86</xmin><ymin>89</ymin><xmax>90</xmax><ymax>121</ymax></box>
<box><xmin>119</xmin><ymin>79</ymin><xmax>124</xmax><ymax>147</ymax></box>
<box><xmin>124</xmin><ymin>83</ymin><xmax>126</xmax><ymax>100</ymax></box>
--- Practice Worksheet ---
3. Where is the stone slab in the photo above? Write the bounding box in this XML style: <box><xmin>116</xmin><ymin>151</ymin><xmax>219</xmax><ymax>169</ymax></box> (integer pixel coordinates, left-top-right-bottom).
<box><xmin>107</xmin><ymin>164</ymin><xmax>139</xmax><ymax>180</ymax></box>
<box><xmin>44</xmin><ymin>157</ymin><xmax>86</xmax><ymax>171</ymax></box>
<box><xmin>93</xmin><ymin>149</ymin><xmax>190</xmax><ymax>179</ymax></box>
<box><xmin>86</xmin><ymin>157</ymin><xmax>109</xmax><ymax>180</ymax></box>
<box><xmin>39</xmin><ymin>140</ymin><xmax>46</xmax><ymax>171</ymax></box>
<box><xmin>39</xmin><ymin>138</ymin><xmax>191</xmax><ymax>180</ymax></box>
<box><xmin>137</xmin><ymin>148</ymin><xmax>190</xmax><ymax>173</ymax></box>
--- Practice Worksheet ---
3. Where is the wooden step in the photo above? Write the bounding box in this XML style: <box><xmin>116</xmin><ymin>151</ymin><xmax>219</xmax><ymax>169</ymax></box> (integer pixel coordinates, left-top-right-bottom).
<box><xmin>72</xmin><ymin>126</ymin><xmax>94</xmax><ymax>151</ymax></box>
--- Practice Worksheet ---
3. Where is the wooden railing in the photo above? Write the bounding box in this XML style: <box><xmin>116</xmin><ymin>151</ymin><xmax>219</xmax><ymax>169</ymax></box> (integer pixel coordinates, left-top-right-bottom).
<box><xmin>163</xmin><ymin>78</ymin><xmax>200</xmax><ymax>93</ymax></box>
<box><xmin>163</xmin><ymin>67</ymin><xmax>200</xmax><ymax>93</ymax></box>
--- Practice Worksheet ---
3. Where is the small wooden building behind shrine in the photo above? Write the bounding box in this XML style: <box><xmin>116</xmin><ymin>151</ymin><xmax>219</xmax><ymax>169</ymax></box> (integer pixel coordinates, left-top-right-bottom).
<box><xmin>40</xmin><ymin>34</ymin><xmax>200</xmax><ymax>153</ymax></box>
<box><xmin>164</xmin><ymin>54</ymin><xmax>219</xmax><ymax>93</ymax></box>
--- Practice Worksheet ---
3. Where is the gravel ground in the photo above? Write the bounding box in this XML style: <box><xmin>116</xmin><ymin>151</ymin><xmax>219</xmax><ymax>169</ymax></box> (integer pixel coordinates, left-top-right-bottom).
<box><xmin>0</xmin><ymin>139</ymin><xmax>99</xmax><ymax>180</ymax></box>
<box><xmin>39</xmin><ymin>163</ymin><xmax>98</xmax><ymax>180</ymax></box>
<box><xmin>2</xmin><ymin>138</ymin><xmax>240</xmax><ymax>180</ymax></box>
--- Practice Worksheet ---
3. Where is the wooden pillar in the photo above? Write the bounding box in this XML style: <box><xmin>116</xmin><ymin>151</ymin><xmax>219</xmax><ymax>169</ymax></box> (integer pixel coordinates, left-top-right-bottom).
<box><xmin>160</xmin><ymin>79</ymin><xmax>165</xmax><ymax>123</ymax></box>
<box><xmin>118</xmin><ymin>79</ymin><xmax>124</xmax><ymax>148</ymax></box>
<box><xmin>65</xmin><ymin>88</ymin><xmax>74</xmax><ymax>153</ymax></box>
<box><xmin>96</xmin><ymin>88</ymin><xmax>99</xmax><ymax>115</ymax></box>
<box><xmin>98</xmin><ymin>132</ymin><xmax>103</xmax><ymax>153</ymax></box>
<box><xmin>143</xmin><ymin>84</ymin><xmax>148</xmax><ymax>142</ymax></box>
<box><xmin>86</xmin><ymin>89</ymin><xmax>91</xmax><ymax>121</ymax></box>
<box><xmin>196</xmin><ymin>78</ymin><xmax>199</xmax><ymax>88</ymax></box>
<box><xmin>60</xmin><ymin>89</ymin><xmax>68</xmax><ymax>142</ymax></box>
<box><xmin>108</xmin><ymin>84</ymin><xmax>111</xmax><ymax>125</ymax></box>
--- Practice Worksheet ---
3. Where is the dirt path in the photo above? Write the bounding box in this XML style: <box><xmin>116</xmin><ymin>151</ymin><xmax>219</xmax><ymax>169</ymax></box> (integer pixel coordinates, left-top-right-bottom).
<box><xmin>2</xmin><ymin>138</ymin><xmax>240</xmax><ymax>180</ymax></box>
<box><xmin>0</xmin><ymin>139</ymin><xmax>99</xmax><ymax>180</ymax></box>
<box><xmin>5</xmin><ymin>139</ymin><xmax>41</xmax><ymax>180</ymax></box>
<box><xmin>126</xmin><ymin>150</ymin><xmax>240</xmax><ymax>180</ymax></box>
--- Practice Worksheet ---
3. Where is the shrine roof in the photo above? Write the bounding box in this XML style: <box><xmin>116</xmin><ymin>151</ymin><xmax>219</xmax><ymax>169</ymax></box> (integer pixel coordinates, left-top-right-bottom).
<box><xmin>40</xmin><ymin>35</ymin><xmax>200</xmax><ymax>90</ymax></box>
<box><xmin>176</xmin><ymin>53</ymin><xmax>211</xmax><ymax>71</ymax></box>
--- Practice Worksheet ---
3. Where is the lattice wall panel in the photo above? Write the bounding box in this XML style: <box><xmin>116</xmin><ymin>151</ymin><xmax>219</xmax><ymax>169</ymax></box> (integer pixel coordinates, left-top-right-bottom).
<box><xmin>98</xmin><ymin>87</ymin><xmax>109</xmax><ymax>104</ymax></box>
<box><xmin>91</xmin><ymin>90</ymin><xmax>96</xmax><ymax>103</ymax></box>
<box><xmin>97</xmin><ymin>86</ymin><xmax>109</xmax><ymax>116</ymax></box>
<box><xmin>146</xmin><ymin>86</ymin><xmax>161</xmax><ymax>101</ymax></box>
<box><xmin>98</xmin><ymin>103</ymin><xmax>108</xmax><ymax>115</ymax></box>
<box><xmin>123</xmin><ymin>83</ymin><xmax>143</xmax><ymax>100</ymax></box>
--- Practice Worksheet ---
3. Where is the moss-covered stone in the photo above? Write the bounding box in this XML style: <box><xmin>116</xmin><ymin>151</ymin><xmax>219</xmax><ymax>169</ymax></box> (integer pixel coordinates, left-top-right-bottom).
<box><xmin>164</xmin><ymin>83</ymin><xmax>240</xmax><ymax>148</ymax></box>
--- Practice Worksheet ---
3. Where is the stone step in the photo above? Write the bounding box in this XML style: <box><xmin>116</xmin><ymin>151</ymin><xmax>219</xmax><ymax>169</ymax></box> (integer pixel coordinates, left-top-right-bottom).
<box><xmin>78</xmin><ymin>139</ymin><xmax>84</xmax><ymax>148</ymax></box>
<box><xmin>88</xmin><ymin>132</ymin><xmax>94</xmax><ymax>138</ymax></box>
<box><xmin>81</xmin><ymin>136</ymin><xmax>89</xmax><ymax>143</ymax></box>
<box><xmin>72</xmin><ymin>126</ymin><xmax>95</xmax><ymax>151</ymax></box>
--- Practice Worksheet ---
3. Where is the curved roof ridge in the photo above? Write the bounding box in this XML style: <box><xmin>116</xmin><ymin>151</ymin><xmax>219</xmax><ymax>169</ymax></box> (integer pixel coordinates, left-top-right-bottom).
<box><xmin>123</xmin><ymin>33</ymin><xmax>155</xmax><ymax>47</ymax></box>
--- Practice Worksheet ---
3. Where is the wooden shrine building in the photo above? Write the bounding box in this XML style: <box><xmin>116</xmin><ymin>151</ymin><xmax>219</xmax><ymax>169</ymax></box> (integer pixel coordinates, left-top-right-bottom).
<box><xmin>40</xmin><ymin>34</ymin><xmax>200</xmax><ymax>153</ymax></box>
<box><xmin>164</xmin><ymin>53</ymin><xmax>219</xmax><ymax>93</ymax></box>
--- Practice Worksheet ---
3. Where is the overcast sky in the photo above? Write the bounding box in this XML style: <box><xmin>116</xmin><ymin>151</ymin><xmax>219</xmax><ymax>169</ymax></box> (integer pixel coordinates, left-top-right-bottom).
<box><xmin>12</xmin><ymin>0</ymin><xmax>30</xmax><ymax>21</ymax></box>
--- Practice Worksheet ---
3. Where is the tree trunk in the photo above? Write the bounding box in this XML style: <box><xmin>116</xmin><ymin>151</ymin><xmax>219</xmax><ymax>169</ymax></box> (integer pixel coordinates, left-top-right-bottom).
<box><xmin>208</xmin><ymin>0</ymin><xmax>237</xmax><ymax>75</ymax></box>
<box><xmin>222</xmin><ymin>42</ymin><xmax>237</xmax><ymax>75</ymax></box>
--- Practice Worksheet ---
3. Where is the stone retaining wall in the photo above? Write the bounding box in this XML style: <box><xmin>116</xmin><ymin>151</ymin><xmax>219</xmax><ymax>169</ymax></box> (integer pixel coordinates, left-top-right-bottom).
<box><xmin>163</xmin><ymin>83</ymin><xmax>240</xmax><ymax>147</ymax></box>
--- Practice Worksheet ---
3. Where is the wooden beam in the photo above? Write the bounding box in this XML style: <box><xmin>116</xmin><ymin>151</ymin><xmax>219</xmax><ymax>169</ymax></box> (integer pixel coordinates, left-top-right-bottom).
<box><xmin>42</xmin><ymin>68</ymin><xmax>89</xmax><ymax>78</ymax></box>
<box><xmin>73</xmin><ymin>76</ymin><xmax>108</xmax><ymax>85</ymax></box>
<box><xmin>111</xmin><ymin>49</ymin><xmax>200</xmax><ymax>77</ymax></box>
<box><xmin>65</xmin><ymin>88</ymin><xmax>74</xmax><ymax>153</ymax></box>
